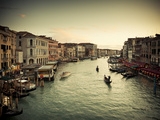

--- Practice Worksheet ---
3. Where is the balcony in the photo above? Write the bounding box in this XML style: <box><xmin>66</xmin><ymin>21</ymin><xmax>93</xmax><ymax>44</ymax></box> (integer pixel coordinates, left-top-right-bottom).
<box><xmin>3</xmin><ymin>49</ymin><xmax>8</xmax><ymax>53</ymax></box>
<box><xmin>1</xmin><ymin>57</ymin><xmax>9</xmax><ymax>61</ymax></box>
<box><xmin>27</xmin><ymin>45</ymin><xmax>36</xmax><ymax>48</ymax></box>
<box><xmin>3</xmin><ymin>38</ymin><xmax>8</xmax><ymax>42</ymax></box>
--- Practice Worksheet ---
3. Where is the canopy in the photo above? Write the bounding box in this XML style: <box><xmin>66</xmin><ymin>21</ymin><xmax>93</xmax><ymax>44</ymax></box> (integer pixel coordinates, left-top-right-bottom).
<box><xmin>141</xmin><ymin>68</ymin><xmax>160</xmax><ymax>77</ymax></box>
<box><xmin>0</xmin><ymin>76</ymin><xmax>14</xmax><ymax>81</ymax></box>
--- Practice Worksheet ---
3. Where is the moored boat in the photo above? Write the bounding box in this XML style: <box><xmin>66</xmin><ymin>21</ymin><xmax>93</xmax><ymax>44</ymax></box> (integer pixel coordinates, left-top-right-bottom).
<box><xmin>3</xmin><ymin>91</ymin><xmax>29</xmax><ymax>98</ymax></box>
<box><xmin>1</xmin><ymin>106</ymin><xmax>23</xmax><ymax>117</ymax></box>
<box><xmin>91</xmin><ymin>56</ymin><xmax>97</xmax><ymax>60</ymax></box>
<box><xmin>121</xmin><ymin>71</ymin><xmax>137</xmax><ymax>78</ymax></box>
<box><xmin>15</xmin><ymin>79</ymin><xmax>36</xmax><ymax>92</ymax></box>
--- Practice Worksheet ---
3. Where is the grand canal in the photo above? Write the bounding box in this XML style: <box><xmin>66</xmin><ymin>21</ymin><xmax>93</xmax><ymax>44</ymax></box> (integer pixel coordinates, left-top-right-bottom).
<box><xmin>7</xmin><ymin>58</ymin><xmax>160</xmax><ymax>120</ymax></box>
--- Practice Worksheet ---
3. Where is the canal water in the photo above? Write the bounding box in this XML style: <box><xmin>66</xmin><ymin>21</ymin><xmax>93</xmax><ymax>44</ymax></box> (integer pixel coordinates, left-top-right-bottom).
<box><xmin>7</xmin><ymin>58</ymin><xmax>160</xmax><ymax>120</ymax></box>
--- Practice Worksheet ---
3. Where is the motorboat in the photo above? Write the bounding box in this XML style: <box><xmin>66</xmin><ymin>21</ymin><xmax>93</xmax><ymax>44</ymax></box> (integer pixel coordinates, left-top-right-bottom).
<box><xmin>2</xmin><ymin>79</ymin><xmax>29</xmax><ymax>98</ymax></box>
<box><xmin>15</xmin><ymin>80</ymin><xmax>36</xmax><ymax>92</ymax></box>
<box><xmin>60</xmin><ymin>72</ymin><xmax>71</xmax><ymax>78</ymax></box>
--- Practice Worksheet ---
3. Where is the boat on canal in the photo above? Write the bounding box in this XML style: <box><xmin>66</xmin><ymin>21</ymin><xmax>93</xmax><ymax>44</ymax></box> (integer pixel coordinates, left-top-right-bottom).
<box><xmin>121</xmin><ymin>71</ymin><xmax>137</xmax><ymax>78</ymax></box>
<box><xmin>15</xmin><ymin>79</ymin><xmax>36</xmax><ymax>92</ymax></box>
<box><xmin>2</xmin><ymin>78</ymin><xmax>30</xmax><ymax>98</ymax></box>
<box><xmin>91</xmin><ymin>56</ymin><xmax>97</xmax><ymax>60</ymax></box>
<box><xmin>0</xmin><ymin>92</ymin><xmax>23</xmax><ymax>118</ymax></box>
<box><xmin>3</xmin><ymin>90</ymin><xmax>29</xmax><ymax>98</ymax></box>
<box><xmin>1</xmin><ymin>105</ymin><xmax>23</xmax><ymax>118</ymax></box>
<box><xmin>104</xmin><ymin>75</ymin><xmax>112</xmax><ymax>84</ymax></box>
<box><xmin>60</xmin><ymin>72</ymin><xmax>71</xmax><ymax>79</ymax></box>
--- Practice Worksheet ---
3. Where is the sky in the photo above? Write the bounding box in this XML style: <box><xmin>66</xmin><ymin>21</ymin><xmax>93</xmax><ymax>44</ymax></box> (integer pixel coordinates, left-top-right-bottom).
<box><xmin>0</xmin><ymin>0</ymin><xmax>160</xmax><ymax>50</ymax></box>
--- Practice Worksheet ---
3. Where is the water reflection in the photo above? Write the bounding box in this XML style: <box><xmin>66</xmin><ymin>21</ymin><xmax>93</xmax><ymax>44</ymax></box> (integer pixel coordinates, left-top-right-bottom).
<box><xmin>106</xmin><ymin>83</ymin><xmax>112</xmax><ymax>91</ymax></box>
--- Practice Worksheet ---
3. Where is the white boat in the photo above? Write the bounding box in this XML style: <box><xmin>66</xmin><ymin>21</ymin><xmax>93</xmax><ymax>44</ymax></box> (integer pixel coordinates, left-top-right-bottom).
<box><xmin>15</xmin><ymin>79</ymin><xmax>36</xmax><ymax>92</ymax></box>
<box><xmin>60</xmin><ymin>72</ymin><xmax>71</xmax><ymax>78</ymax></box>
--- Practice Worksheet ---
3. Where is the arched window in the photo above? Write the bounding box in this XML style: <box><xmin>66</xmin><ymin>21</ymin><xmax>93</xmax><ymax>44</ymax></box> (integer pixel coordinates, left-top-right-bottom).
<box><xmin>30</xmin><ymin>39</ymin><xmax>33</xmax><ymax>46</ymax></box>
<box><xmin>30</xmin><ymin>49</ymin><xmax>33</xmax><ymax>56</ymax></box>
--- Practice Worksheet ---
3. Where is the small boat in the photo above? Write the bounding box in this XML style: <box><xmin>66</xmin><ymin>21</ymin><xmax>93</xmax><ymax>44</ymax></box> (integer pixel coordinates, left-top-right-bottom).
<box><xmin>15</xmin><ymin>80</ymin><xmax>36</xmax><ymax>92</ymax></box>
<box><xmin>1</xmin><ymin>105</ymin><xmax>23</xmax><ymax>117</ymax></box>
<box><xmin>0</xmin><ymin>95</ymin><xmax>23</xmax><ymax>118</ymax></box>
<box><xmin>71</xmin><ymin>57</ymin><xmax>79</xmax><ymax>62</ymax></box>
<box><xmin>3</xmin><ymin>90</ymin><xmax>29</xmax><ymax>98</ymax></box>
<box><xmin>121</xmin><ymin>71</ymin><xmax>137</xmax><ymax>78</ymax></box>
<box><xmin>60</xmin><ymin>72</ymin><xmax>71</xmax><ymax>78</ymax></box>
<box><xmin>91</xmin><ymin>56</ymin><xmax>97</xmax><ymax>60</ymax></box>
<box><xmin>104</xmin><ymin>75</ymin><xmax>112</xmax><ymax>84</ymax></box>
<box><xmin>116</xmin><ymin>68</ymin><xmax>126</xmax><ymax>73</ymax></box>
<box><xmin>109</xmin><ymin>66</ymin><xmax>119</xmax><ymax>72</ymax></box>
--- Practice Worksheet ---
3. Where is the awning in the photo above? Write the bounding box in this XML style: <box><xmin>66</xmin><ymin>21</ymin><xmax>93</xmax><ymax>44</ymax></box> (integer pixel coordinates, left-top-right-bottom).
<box><xmin>0</xmin><ymin>76</ymin><xmax>15</xmax><ymax>81</ymax></box>
<box><xmin>141</xmin><ymin>68</ymin><xmax>160</xmax><ymax>77</ymax></box>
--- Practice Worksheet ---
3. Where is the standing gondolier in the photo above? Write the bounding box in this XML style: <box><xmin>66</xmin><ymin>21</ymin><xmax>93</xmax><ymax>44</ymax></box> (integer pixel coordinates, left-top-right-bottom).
<box><xmin>96</xmin><ymin>66</ymin><xmax>99</xmax><ymax>72</ymax></box>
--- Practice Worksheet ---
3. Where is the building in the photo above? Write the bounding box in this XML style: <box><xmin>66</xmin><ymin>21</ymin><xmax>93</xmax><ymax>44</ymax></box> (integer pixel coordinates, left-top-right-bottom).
<box><xmin>76</xmin><ymin>44</ymin><xmax>85</xmax><ymax>59</ymax></box>
<box><xmin>16</xmin><ymin>31</ymin><xmax>49</xmax><ymax>66</ymax></box>
<box><xmin>57</xmin><ymin>43</ymin><xmax>65</xmax><ymax>61</ymax></box>
<box><xmin>49</xmin><ymin>39</ymin><xmax>58</xmax><ymax>61</ymax></box>
<box><xmin>63</xmin><ymin>43</ymin><xmax>77</xmax><ymax>59</ymax></box>
<box><xmin>123</xmin><ymin>34</ymin><xmax>160</xmax><ymax>68</ymax></box>
<box><xmin>0</xmin><ymin>26</ymin><xmax>16</xmax><ymax>76</ymax></box>
<box><xmin>79</xmin><ymin>43</ymin><xmax>97</xmax><ymax>57</ymax></box>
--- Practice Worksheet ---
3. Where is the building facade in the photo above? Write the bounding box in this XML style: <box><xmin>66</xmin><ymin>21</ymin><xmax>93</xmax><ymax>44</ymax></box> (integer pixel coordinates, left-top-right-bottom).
<box><xmin>0</xmin><ymin>26</ymin><xmax>16</xmax><ymax>75</ymax></box>
<box><xmin>16</xmin><ymin>32</ymin><xmax>49</xmax><ymax>66</ymax></box>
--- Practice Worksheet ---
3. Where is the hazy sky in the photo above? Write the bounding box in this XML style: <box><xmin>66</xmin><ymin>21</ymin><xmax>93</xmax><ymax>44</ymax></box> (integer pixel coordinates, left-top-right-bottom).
<box><xmin>0</xmin><ymin>0</ymin><xmax>160</xmax><ymax>50</ymax></box>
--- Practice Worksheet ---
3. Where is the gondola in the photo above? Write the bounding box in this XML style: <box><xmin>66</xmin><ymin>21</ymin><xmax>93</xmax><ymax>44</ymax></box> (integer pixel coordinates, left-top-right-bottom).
<box><xmin>1</xmin><ymin>106</ymin><xmax>23</xmax><ymax>117</ymax></box>
<box><xmin>104</xmin><ymin>75</ymin><xmax>112</xmax><ymax>84</ymax></box>
<box><xmin>3</xmin><ymin>91</ymin><xmax>29</xmax><ymax>98</ymax></box>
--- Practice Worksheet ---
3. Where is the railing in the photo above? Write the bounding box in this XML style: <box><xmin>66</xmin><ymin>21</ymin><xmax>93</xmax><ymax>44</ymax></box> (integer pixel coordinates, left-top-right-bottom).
<box><xmin>3</xmin><ymin>38</ymin><xmax>7</xmax><ymax>42</ymax></box>
<box><xmin>1</xmin><ymin>57</ymin><xmax>9</xmax><ymax>61</ymax></box>
<box><xmin>3</xmin><ymin>49</ymin><xmax>8</xmax><ymax>52</ymax></box>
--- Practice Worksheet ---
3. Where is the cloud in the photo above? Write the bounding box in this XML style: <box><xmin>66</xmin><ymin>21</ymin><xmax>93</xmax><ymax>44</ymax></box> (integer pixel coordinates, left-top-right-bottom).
<box><xmin>49</xmin><ymin>27</ymin><xmax>90</xmax><ymax>43</ymax></box>
<box><xmin>19</xmin><ymin>14</ymin><xmax>26</xmax><ymax>18</ymax></box>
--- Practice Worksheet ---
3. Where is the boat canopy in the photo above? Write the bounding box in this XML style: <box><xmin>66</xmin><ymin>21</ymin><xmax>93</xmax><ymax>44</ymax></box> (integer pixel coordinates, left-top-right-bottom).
<box><xmin>46</xmin><ymin>61</ymin><xmax>58</xmax><ymax>65</ymax></box>
<box><xmin>0</xmin><ymin>76</ymin><xmax>14</xmax><ymax>81</ymax></box>
<box><xmin>38</xmin><ymin>65</ymin><xmax>53</xmax><ymax>71</ymax></box>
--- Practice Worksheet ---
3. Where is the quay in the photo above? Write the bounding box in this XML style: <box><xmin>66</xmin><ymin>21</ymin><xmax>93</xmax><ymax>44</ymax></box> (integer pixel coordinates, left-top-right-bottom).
<box><xmin>108</xmin><ymin>56</ymin><xmax>160</xmax><ymax>86</ymax></box>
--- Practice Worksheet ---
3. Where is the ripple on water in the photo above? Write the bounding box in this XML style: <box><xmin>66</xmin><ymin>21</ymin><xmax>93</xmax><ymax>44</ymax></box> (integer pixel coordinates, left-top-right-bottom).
<box><xmin>10</xmin><ymin>58</ymin><xmax>160</xmax><ymax>120</ymax></box>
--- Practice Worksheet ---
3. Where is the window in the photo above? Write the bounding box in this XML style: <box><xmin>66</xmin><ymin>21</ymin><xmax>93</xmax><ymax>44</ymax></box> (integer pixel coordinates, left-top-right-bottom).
<box><xmin>30</xmin><ymin>39</ymin><xmax>33</xmax><ymax>46</ymax></box>
<box><xmin>19</xmin><ymin>41</ymin><xmax>21</xmax><ymax>46</ymax></box>
<box><xmin>158</xmin><ymin>41</ymin><xmax>160</xmax><ymax>46</ymax></box>
<box><xmin>152</xmin><ymin>49</ymin><xmax>156</xmax><ymax>54</ymax></box>
<box><xmin>158</xmin><ymin>49</ymin><xmax>160</xmax><ymax>55</ymax></box>
<box><xmin>151</xmin><ymin>41</ymin><xmax>156</xmax><ymax>47</ymax></box>
<box><xmin>41</xmin><ymin>41</ymin><xmax>45</xmax><ymax>46</ymax></box>
<box><xmin>30</xmin><ymin>49</ymin><xmax>33</xmax><ymax>56</ymax></box>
